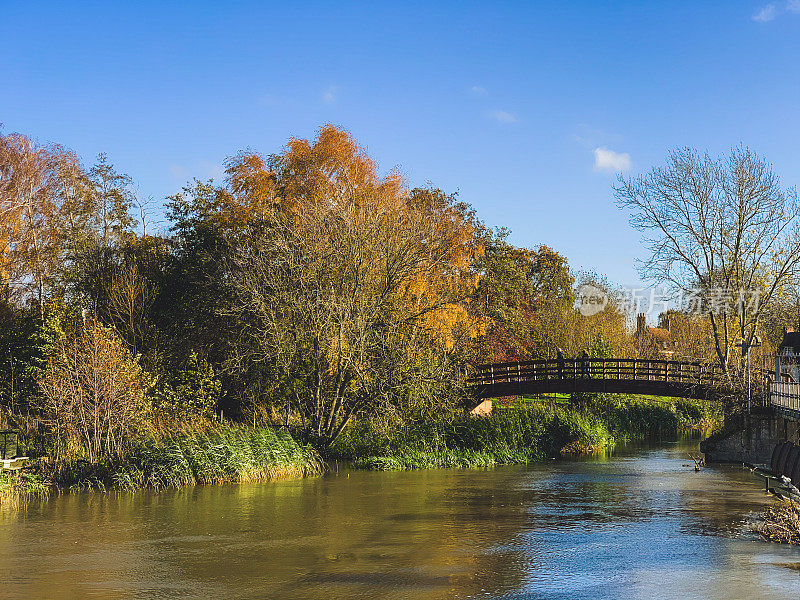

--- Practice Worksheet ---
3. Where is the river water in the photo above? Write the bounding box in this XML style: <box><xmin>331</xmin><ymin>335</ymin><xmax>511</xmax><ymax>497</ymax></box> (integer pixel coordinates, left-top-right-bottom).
<box><xmin>1</xmin><ymin>439</ymin><xmax>799</xmax><ymax>599</ymax></box>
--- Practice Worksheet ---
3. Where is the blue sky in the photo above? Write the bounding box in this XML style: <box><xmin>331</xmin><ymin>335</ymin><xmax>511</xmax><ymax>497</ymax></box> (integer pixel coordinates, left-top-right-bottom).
<box><xmin>2</xmin><ymin>1</ymin><xmax>800</xmax><ymax>288</ymax></box>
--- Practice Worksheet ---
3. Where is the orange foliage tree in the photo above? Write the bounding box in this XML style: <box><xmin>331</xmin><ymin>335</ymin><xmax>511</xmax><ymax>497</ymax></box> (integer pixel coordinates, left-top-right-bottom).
<box><xmin>0</xmin><ymin>133</ymin><xmax>83</xmax><ymax>316</ymax></box>
<box><xmin>225</xmin><ymin>125</ymin><xmax>481</xmax><ymax>445</ymax></box>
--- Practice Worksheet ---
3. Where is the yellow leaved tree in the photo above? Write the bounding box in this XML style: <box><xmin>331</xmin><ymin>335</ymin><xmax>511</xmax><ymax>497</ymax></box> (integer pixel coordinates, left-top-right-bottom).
<box><xmin>225</xmin><ymin>125</ymin><xmax>481</xmax><ymax>445</ymax></box>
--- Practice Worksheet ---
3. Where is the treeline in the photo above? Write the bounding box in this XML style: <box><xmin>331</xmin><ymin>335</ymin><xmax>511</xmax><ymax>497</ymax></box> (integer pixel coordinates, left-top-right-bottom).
<box><xmin>0</xmin><ymin>125</ymin><xmax>770</xmax><ymax>463</ymax></box>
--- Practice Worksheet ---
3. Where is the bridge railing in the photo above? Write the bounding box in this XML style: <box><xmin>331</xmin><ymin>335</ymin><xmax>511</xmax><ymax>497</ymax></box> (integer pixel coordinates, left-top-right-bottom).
<box><xmin>771</xmin><ymin>381</ymin><xmax>800</xmax><ymax>415</ymax></box>
<box><xmin>467</xmin><ymin>358</ymin><xmax>725</xmax><ymax>388</ymax></box>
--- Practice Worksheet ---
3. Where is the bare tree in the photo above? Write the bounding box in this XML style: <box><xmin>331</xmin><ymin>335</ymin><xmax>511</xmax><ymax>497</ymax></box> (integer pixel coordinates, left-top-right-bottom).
<box><xmin>109</xmin><ymin>261</ymin><xmax>155</xmax><ymax>356</ymax></box>
<box><xmin>615</xmin><ymin>147</ymin><xmax>800</xmax><ymax>372</ymax></box>
<box><xmin>133</xmin><ymin>193</ymin><xmax>160</xmax><ymax>238</ymax></box>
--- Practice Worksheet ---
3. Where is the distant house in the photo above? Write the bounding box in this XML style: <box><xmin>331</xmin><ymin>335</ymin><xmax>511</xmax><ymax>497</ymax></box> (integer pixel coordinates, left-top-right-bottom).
<box><xmin>778</xmin><ymin>327</ymin><xmax>800</xmax><ymax>356</ymax></box>
<box><xmin>635</xmin><ymin>313</ymin><xmax>677</xmax><ymax>358</ymax></box>
<box><xmin>775</xmin><ymin>328</ymin><xmax>800</xmax><ymax>383</ymax></box>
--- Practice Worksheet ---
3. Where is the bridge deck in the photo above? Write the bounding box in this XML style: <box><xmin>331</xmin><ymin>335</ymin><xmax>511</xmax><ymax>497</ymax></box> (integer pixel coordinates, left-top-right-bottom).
<box><xmin>467</xmin><ymin>358</ymin><xmax>729</xmax><ymax>404</ymax></box>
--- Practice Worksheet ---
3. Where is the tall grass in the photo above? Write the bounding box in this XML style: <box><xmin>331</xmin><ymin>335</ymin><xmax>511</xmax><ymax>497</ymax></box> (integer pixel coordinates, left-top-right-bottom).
<box><xmin>334</xmin><ymin>394</ymin><xmax>721</xmax><ymax>471</ymax></box>
<box><xmin>0</xmin><ymin>472</ymin><xmax>49</xmax><ymax>509</ymax></box>
<box><xmin>50</xmin><ymin>426</ymin><xmax>322</xmax><ymax>491</ymax></box>
<box><xmin>332</xmin><ymin>402</ymin><xmax>614</xmax><ymax>470</ymax></box>
<box><xmin>585</xmin><ymin>394</ymin><xmax>723</xmax><ymax>440</ymax></box>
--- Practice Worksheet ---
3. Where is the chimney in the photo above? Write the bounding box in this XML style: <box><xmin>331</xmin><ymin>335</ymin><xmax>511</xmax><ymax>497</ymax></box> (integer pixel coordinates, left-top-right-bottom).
<box><xmin>663</xmin><ymin>314</ymin><xmax>670</xmax><ymax>333</ymax></box>
<box><xmin>637</xmin><ymin>313</ymin><xmax>647</xmax><ymax>337</ymax></box>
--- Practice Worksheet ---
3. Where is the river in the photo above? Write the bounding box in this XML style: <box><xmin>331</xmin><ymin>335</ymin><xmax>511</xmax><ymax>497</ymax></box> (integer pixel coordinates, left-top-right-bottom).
<box><xmin>1</xmin><ymin>439</ymin><xmax>799</xmax><ymax>599</ymax></box>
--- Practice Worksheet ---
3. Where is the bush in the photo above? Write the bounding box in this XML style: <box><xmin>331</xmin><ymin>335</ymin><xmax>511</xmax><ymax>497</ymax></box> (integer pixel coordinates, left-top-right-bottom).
<box><xmin>150</xmin><ymin>351</ymin><xmax>221</xmax><ymax>425</ymax></box>
<box><xmin>38</xmin><ymin>320</ymin><xmax>149</xmax><ymax>462</ymax></box>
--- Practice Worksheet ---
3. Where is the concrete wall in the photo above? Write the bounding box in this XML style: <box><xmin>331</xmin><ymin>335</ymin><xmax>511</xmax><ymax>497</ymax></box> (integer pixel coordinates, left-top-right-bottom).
<box><xmin>701</xmin><ymin>413</ymin><xmax>799</xmax><ymax>464</ymax></box>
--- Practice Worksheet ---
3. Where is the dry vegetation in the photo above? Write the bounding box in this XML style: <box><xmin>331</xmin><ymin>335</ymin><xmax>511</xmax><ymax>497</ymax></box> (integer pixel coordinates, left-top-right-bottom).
<box><xmin>755</xmin><ymin>499</ymin><xmax>800</xmax><ymax>545</ymax></box>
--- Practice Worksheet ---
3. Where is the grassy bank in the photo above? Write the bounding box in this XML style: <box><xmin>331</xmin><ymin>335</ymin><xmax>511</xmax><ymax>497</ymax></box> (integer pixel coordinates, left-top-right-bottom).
<box><xmin>332</xmin><ymin>394</ymin><xmax>722</xmax><ymax>470</ymax></box>
<box><xmin>52</xmin><ymin>426</ymin><xmax>323</xmax><ymax>491</ymax></box>
<box><xmin>2</xmin><ymin>395</ymin><xmax>721</xmax><ymax>501</ymax></box>
<box><xmin>0</xmin><ymin>472</ymin><xmax>49</xmax><ymax>509</ymax></box>
<box><xmin>1</xmin><ymin>426</ymin><xmax>321</xmax><ymax>505</ymax></box>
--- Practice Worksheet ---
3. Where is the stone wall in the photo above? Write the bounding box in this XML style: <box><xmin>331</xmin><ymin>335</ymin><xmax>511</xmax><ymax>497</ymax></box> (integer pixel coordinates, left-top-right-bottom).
<box><xmin>701</xmin><ymin>413</ymin><xmax>799</xmax><ymax>464</ymax></box>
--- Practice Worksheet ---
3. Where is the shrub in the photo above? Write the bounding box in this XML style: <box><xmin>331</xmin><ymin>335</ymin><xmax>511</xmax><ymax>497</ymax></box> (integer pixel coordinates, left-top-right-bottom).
<box><xmin>150</xmin><ymin>351</ymin><xmax>221</xmax><ymax>425</ymax></box>
<box><xmin>38</xmin><ymin>320</ymin><xmax>149</xmax><ymax>462</ymax></box>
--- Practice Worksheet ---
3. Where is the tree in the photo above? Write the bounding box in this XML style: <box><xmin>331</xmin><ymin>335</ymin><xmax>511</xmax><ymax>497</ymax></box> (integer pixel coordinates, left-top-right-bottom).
<box><xmin>164</xmin><ymin>180</ymin><xmax>241</xmax><ymax>380</ymax></box>
<box><xmin>0</xmin><ymin>133</ymin><xmax>78</xmax><ymax>317</ymax></box>
<box><xmin>88</xmin><ymin>153</ymin><xmax>136</xmax><ymax>247</ymax></box>
<box><xmin>227</xmin><ymin>125</ymin><xmax>480</xmax><ymax>446</ymax></box>
<box><xmin>655</xmin><ymin>309</ymin><xmax>716</xmax><ymax>362</ymax></box>
<box><xmin>472</xmin><ymin>230</ymin><xmax>574</xmax><ymax>362</ymax></box>
<box><xmin>615</xmin><ymin>147</ymin><xmax>800</xmax><ymax>373</ymax></box>
<box><xmin>39</xmin><ymin>320</ymin><xmax>149</xmax><ymax>462</ymax></box>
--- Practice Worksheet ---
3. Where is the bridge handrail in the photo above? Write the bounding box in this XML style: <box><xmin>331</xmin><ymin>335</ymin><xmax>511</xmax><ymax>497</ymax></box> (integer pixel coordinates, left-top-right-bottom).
<box><xmin>472</xmin><ymin>358</ymin><xmax>720</xmax><ymax>370</ymax></box>
<box><xmin>466</xmin><ymin>358</ymin><xmax>725</xmax><ymax>387</ymax></box>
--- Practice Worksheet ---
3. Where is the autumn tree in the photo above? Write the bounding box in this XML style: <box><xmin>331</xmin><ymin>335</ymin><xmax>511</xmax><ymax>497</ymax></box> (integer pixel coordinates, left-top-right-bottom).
<box><xmin>226</xmin><ymin>125</ymin><xmax>480</xmax><ymax>446</ymax></box>
<box><xmin>0</xmin><ymin>133</ymin><xmax>80</xmax><ymax>317</ymax></box>
<box><xmin>39</xmin><ymin>320</ymin><xmax>149</xmax><ymax>462</ymax></box>
<box><xmin>472</xmin><ymin>230</ymin><xmax>574</xmax><ymax>362</ymax></box>
<box><xmin>88</xmin><ymin>153</ymin><xmax>136</xmax><ymax>247</ymax></box>
<box><xmin>655</xmin><ymin>309</ymin><xmax>715</xmax><ymax>362</ymax></box>
<box><xmin>564</xmin><ymin>274</ymin><xmax>635</xmax><ymax>358</ymax></box>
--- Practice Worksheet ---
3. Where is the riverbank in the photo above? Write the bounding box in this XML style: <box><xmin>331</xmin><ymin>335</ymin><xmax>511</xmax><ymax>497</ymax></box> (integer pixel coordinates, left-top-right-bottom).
<box><xmin>1</xmin><ymin>426</ymin><xmax>322</xmax><ymax>506</ymax></box>
<box><xmin>1</xmin><ymin>395</ymin><xmax>721</xmax><ymax>503</ymax></box>
<box><xmin>331</xmin><ymin>395</ymin><xmax>722</xmax><ymax>470</ymax></box>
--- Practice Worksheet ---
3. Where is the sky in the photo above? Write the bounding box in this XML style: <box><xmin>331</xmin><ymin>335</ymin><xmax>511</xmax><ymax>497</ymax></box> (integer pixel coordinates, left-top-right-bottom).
<box><xmin>2</xmin><ymin>0</ymin><xmax>800</xmax><ymax>291</ymax></box>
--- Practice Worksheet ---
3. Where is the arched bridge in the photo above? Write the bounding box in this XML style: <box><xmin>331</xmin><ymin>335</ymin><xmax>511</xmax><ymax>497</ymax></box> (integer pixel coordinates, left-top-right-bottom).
<box><xmin>467</xmin><ymin>358</ymin><xmax>733</xmax><ymax>406</ymax></box>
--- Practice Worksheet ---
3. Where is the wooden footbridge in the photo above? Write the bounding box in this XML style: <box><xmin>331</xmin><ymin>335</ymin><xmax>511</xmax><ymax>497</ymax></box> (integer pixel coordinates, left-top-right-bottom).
<box><xmin>466</xmin><ymin>358</ymin><xmax>732</xmax><ymax>405</ymax></box>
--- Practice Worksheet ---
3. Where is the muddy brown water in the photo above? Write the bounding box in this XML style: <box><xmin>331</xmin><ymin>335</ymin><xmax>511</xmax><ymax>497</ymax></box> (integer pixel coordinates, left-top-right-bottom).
<box><xmin>1</xmin><ymin>439</ymin><xmax>799</xmax><ymax>599</ymax></box>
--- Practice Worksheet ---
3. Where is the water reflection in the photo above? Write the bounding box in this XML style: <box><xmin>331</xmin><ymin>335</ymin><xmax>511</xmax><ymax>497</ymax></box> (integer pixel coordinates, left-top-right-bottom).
<box><xmin>1</xmin><ymin>439</ymin><xmax>799</xmax><ymax>599</ymax></box>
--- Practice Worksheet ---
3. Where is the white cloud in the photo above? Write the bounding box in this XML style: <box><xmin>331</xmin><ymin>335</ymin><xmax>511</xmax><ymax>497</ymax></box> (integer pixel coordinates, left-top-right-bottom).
<box><xmin>470</xmin><ymin>85</ymin><xmax>487</xmax><ymax>95</ymax></box>
<box><xmin>752</xmin><ymin>3</ymin><xmax>777</xmax><ymax>21</ymax></box>
<box><xmin>593</xmin><ymin>147</ymin><xmax>632</xmax><ymax>173</ymax></box>
<box><xmin>491</xmin><ymin>109</ymin><xmax>516</xmax><ymax>123</ymax></box>
<box><xmin>322</xmin><ymin>85</ymin><xmax>339</xmax><ymax>103</ymax></box>
<box><xmin>788</xmin><ymin>0</ymin><xmax>800</xmax><ymax>13</ymax></box>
